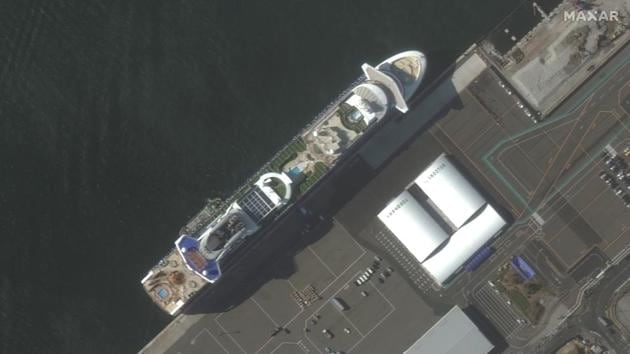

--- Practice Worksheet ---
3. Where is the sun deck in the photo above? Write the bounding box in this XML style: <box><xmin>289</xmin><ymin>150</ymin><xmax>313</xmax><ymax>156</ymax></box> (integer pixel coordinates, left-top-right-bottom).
<box><xmin>141</xmin><ymin>249</ymin><xmax>208</xmax><ymax>315</ymax></box>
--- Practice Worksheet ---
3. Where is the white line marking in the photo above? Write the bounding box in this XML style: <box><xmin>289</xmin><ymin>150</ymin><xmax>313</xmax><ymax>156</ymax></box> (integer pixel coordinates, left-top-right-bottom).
<box><xmin>532</xmin><ymin>212</ymin><xmax>545</xmax><ymax>226</ymax></box>
<box><xmin>214</xmin><ymin>315</ymin><xmax>248</xmax><ymax>354</ymax></box>
<box><xmin>308</xmin><ymin>246</ymin><xmax>337</xmax><ymax>277</ymax></box>
<box><xmin>338</xmin><ymin>305</ymin><xmax>365</xmax><ymax>337</ymax></box>
<box><xmin>286</xmin><ymin>278</ymin><xmax>300</xmax><ymax>292</ymax></box>
<box><xmin>346</xmin><ymin>282</ymin><xmax>397</xmax><ymax>353</ymax></box>
<box><xmin>190</xmin><ymin>328</ymin><xmax>229</xmax><ymax>353</ymax></box>
<box><xmin>271</xmin><ymin>340</ymin><xmax>309</xmax><ymax>354</ymax></box>
<box><xmin>319</xmin><ymin>249</ymin><xmax>367</xmax><ymax>294</ymax></box>
<box><xmin>255</xmin><ymin>237</ymin><xmax>367</xmax><ymax>354</ymax></box>
<box><xmin>252</xmin><ymin>297</ymin><xmax>280</xmax><ymax>327</ymax></box>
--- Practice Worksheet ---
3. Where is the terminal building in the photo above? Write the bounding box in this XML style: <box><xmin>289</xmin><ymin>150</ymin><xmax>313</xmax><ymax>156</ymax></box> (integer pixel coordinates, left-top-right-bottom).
<box><xmin>378</xmin><ymin>154</ymin><xmax>508</xmax><ymax>286</ymax></box>
<box><xmin>404</xmin><ymin>306</ymin><xmax>494</xmax><ymax>354</ymax></box>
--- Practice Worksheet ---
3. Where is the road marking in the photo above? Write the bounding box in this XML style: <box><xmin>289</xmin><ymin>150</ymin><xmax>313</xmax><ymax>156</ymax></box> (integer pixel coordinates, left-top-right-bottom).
<box><xmin>271</xmin><ymin>340</ymin><xmax>309</xmax><ymax>354</ymax></box>
<box><xmin>252</xmin><ymin>297</ymin><xmax>280</xmax><ymax>327</ymax></box>
<box><xmin>308</xmin><ymin>246</ymin><xmax>338</xmax><ymax>277</ymax></box>
<box><xmin>254</xmin><ymin>239</ymin><xmax>366</xmax><ymax>354</ymax></box>
<box><xmin>214</xmin><ymin>314</ymin><xmax>248</xmax><ymax>354</ymax></box>
<box><xmin>345</xmin><ymin>281</ymin><xmax>396</xmax><ymax>353</ymax></box>
<box><xmin>472</xmin><ymin>284</ymin><xmax>525</xmax><ymax>338</ymax></box>
<box><xmin>190</xmin><ymin>328</ymin><xmax>229</xmax><ymax>353</ymax></box>
<box><xmin>532</xmin><ymin>212</ymin><xmax>545</xmax><ymax>226</ymax></box>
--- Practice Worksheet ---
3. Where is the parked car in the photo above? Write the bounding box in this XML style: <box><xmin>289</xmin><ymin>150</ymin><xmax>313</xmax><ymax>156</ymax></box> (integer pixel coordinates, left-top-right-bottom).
<box><xmin>609</xmin><ymin>165</ymin><xmax>621</xmax><ymax>175</ymax></box>
<box><xmin>598</xmin><ymin>316</ymin><xmax>612</xmax><ymax>327</ymax></box>
<box><xmin>615</xmin><ymin>187</ymin><xmax>624</xmax><ymax>197</ymax></box>
<box><xmin>605</xmin><ymin>177</ymin><xmax>617</xmax><ymax>187</ymax></box>
<box><xmin>604</xmin><ymin>156</ymin><xmax>615</xmax><ymax>167</ymax></box>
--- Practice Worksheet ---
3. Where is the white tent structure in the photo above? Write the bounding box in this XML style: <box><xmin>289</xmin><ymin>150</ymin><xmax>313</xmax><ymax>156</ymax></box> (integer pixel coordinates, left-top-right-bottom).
<box><xmin>415</xmin><ymin>154</ymin><xmax>486</xmax><ymax>228</ymax></box>
<box><xmin>421</xmin><ymin>204</ymin><xmax>506</xmax><ymax>284</ymax></box>
<box><xmin>377</xmin><ymin>191</ymin><xmax>449</xmax><ymax>263</ymax></box>
<box><xmin>378</xmin><ymin>154</ymin><xmax>508</xmax><ymax>286</ymax></box>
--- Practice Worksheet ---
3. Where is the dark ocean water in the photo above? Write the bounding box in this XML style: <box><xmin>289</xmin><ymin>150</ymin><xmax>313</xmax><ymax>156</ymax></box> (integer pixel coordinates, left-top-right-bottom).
<box><xmin>0</xmin><ymin>1</ymin><xmax>522</xmax><ymax>353</ymax></box>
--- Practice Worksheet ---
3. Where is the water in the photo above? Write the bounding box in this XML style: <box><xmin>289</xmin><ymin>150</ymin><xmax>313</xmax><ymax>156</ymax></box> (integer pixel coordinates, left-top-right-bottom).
<box><xmin>0</xmin><ymin>0</ymin><xmax>521</xmax><ymax>352</ymax></box>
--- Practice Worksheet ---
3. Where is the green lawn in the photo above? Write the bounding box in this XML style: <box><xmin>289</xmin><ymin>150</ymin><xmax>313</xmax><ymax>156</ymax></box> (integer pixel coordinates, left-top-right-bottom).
<box><xmin>298</xmin><ymin>162</ymin><xmax>328</xmax><ymax>194</ymax></box>
<box><xmin>270</xmin><ymin>180</ymin><xmax>287</xmax><ymax>199</ymax></box>
<box><xmin>269</xmin><ymin>138</ymin><xmax>306</xmax><ymax>172</ymax></box>
<box><xmin>507</xmin><ymin>289</ymin><xmax>529</xmax><ymax>315</ymax></box>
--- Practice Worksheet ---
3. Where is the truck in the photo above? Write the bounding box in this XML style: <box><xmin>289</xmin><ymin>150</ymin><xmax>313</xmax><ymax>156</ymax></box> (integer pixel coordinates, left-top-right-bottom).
<box><xmin>330</xmin><ymin>297</ymin><xmax>348</xmax><ymax>312</ymax></box>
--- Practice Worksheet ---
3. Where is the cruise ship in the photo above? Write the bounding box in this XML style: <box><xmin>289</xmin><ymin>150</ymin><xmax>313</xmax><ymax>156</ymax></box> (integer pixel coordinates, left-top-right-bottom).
<box><xmin>141</xmin><ymin>51</ymin><xmax>427</xmax><ymax>315</ymax></box>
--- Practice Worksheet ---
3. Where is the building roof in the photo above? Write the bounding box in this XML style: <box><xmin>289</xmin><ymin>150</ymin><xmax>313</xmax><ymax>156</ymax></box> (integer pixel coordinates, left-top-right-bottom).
<box><xmin>422</xmin><ymin>204</ymin><xmax>506</xmax><ymax>284</ymax></box>
<box><xmin>404</xmin><ymin>306</ymin><xmax>494</xmax><ymax>354</ymax></box>
<box><xmin>415</xmin><ymin>154</ymin><xmax>486</xmax><ymax>228</ymax></box>
<box><xmin>378</xmin><ymin>154</ymin><xmax>508</xmax><ymax>286</ymax></box>
<box><xmin>377</xmin><ymin>191</ymin><xmax>449</xmax><ymax>262</ymax></box>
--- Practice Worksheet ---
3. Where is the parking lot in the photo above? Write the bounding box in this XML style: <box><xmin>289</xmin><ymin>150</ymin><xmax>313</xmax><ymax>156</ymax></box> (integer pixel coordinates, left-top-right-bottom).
<box><xmin>164</xmin><ymin>220</ymin><xmax>449</xmax><ymax>354</ymax></box>
<box><xmin>431</xmin><ymin>51</ymin><xmax>630</xmax><ymax>273</ymax></box>
<box><xmin>472</xmin><ymin>283</ymin><xmax>527</xmax><ymax>338</ymax></box>
<box><xmin>540</xmin><ymin>140</ymin><xmax>630</xmax><ymax>269</ymax></box>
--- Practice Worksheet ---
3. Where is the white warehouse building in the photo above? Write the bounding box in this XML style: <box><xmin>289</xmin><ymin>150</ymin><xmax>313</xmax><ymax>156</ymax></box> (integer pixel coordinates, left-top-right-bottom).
<box><xmin>378</xmin><ymin>154</ymin><xmax>508</xmax><ymax>286</ymax></box>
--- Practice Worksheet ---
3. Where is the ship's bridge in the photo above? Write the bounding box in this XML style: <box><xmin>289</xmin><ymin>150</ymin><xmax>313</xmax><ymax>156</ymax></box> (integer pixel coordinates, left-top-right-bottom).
<box><xmin>178</xmin><ymin>205</ymin><xmax>258</xmax><ymax>282</ymax></box>
<box><xmin>175</xmin><ymin>235</ymin><xmax>222</xmax><ymax>282</ymax></box>
<box><xmin>173</xmin><ymin>172</ymin><xmax>293</xmax><ymax>284</ymax></box>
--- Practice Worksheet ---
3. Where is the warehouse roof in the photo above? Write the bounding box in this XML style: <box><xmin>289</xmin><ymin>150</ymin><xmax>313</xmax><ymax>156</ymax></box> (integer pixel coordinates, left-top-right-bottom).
<box><xmin>415</xmin><ymin>154</ymin><xmax>486</xmax><ymax>228</ymax></box>
<box><xmin>422</xmin><ymin>204</ymin><xmax>506</xmax><ymax>284</ymax></box>
<box><xmin>378</xmin><ymin>154</ymin><xmax>508</xmax><ymax>286</ymax></box>
<box><xmin>404</xmin><ymin>306</ymin><xmax>494</xmax><ymax>354</ymax></box>
<box><xmin>377</xmin><ymin>191</ymin><xmax>449</xmax><ymax>262</ymax></box>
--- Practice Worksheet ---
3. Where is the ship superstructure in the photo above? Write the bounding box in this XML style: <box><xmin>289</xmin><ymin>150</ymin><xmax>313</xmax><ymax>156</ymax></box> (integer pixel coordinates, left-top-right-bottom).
<box><xmin>141</xmin><ymin>51</ymin><xmax>427</xmax><ymax>315</ymax></box>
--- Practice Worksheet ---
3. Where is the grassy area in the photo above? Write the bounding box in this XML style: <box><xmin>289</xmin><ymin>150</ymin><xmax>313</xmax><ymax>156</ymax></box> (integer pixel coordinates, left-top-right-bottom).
<box><xmin>507</xmin><ymin>288</ymin><xmax>530</xmax><ymax>315</ymax></box>
<box><xmin>269</xmin><ymin>179</ymin><xmax>287</xmax><ymax>199</ymax></box>
<box><xmin>298</xmin><ymin>162</ymin><xmax>328</xmax><ymax>194</ymax></box>
<box><xmin>495</xmin><ymin>263</ymin><xmax>547</xmax><ymax>323</ymax></box>
<box><xmin>494</xmin><ymin>279</ymin><xmax>507</xmax><ymax>294</ymax></box>
<box><xmin>269</xmin><ymin>137</ymin><xmax>306</xmax><ymax>172</ymax></box>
